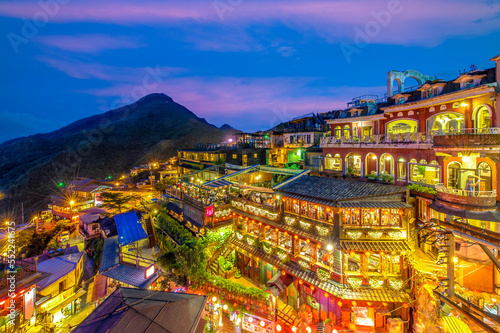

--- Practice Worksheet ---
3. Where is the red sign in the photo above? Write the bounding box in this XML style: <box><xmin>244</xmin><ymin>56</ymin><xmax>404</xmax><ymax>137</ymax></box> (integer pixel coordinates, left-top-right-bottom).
<box><xmin>205</xmin><ymin>206</ymin><xmax>214</xmax><ymax>217</ymax></box>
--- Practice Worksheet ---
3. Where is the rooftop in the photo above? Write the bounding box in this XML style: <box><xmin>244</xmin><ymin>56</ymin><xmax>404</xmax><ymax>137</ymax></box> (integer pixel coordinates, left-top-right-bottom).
<box><xmin>73</xmin><ymin>288</ymin><xmax>207</xmax><ymax>333</ymax></box>
<box><xmin>275</xmin><ymin>175</ymin><xmax>407</xmax><ymax>203</ymax></box>
<box><xmin>36</xmin><ymin>251</ymin><xmax>83</xmax><ymax>290</ymax></box>
<box><xmin>114</xmin><ymin>211</ymin><xmax>148</xmax><ymax>246</ymax></box>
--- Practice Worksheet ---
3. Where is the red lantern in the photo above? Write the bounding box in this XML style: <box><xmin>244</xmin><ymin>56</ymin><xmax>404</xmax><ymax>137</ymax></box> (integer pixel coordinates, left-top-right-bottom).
<box><xmin>306</xmin><ymin>239</ymin><xmax>310</xmax><ymax>244</ymax></box>
<box><xmin>294</xmin><ymin>235</ymin><xmax>298</xmax><ymax>240</ymax></box>
<box><xmin>324</xmin><ymin>293</ymin><xmax>328</xmax><ymax>298</ymax></box>
<box><xmin>275</xmin><ymin>228</ymin><xmax>279</xmax><ymax>232</ymax></box>
<box><xmin>246</xmin><ymin>305</ymin><xmax>251</xmax><ymax>310</ymax></box>
<box><xmin>383</xmin><ymin>302</ymin><xmax>388</xmax><ymax>307</ymax></box>
<box><xmin>337</xmin><ymin>301</ymin><xmax>342</xmax><ymax>307</ymax></box>
<box><xmin>399</xmin><ymin>209</ymin><xmax>404</xmax><ymax>215</ymax></box>
<box><xmin>403</xmin><ymin>303</ymin><xmax>409</xmax><ymax>308</ymax></box>
<box><xmin>299</xmin><ymin>280</ymin><xmax>303</xmax><ymax>285</ymax></box>
<box><xmin>233</xmin><ymin>302</ymin><xmax>237</xmax><ymax>307</ymax></box>
<box><xmin>352</xmin><ymin>301</ymin><xmax>357</xmax><ymax>307</ymax></box>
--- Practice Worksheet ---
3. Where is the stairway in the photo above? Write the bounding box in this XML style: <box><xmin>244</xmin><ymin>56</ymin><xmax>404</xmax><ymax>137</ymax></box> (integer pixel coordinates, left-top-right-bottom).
<box><xmin>208</xmin><ymin>234</ymin><xmax>235</xmax><ymax>276</ymax></box>
<box><xmin>144</xmin><ymin>214</ymin><xmax>157</xmax><ymax>247</ymax></box>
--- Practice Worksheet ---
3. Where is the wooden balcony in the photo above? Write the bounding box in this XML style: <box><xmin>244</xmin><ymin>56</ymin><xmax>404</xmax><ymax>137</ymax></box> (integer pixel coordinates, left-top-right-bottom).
<box><xmin>340</xmin><ymin>227</ymin><xmax>408</xmax><ymax>241</ymax></box>
<box><xmin>432</xmin><ymin>128</ymin><xmax>500</xmax><ymax>149</ymax></box>
<box><xmin>435</xmin><ymin>183</ymin><xmax>497</xmax><ymax>209</ymax></box>
<box><xmin>320</xmin><ymin>132</ymin><xmax>433</xmax><ymax>149</ymax></box>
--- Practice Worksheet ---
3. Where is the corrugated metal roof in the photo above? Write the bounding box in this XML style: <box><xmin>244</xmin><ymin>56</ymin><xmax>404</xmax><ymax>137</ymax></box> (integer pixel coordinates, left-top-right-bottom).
<box><xmin>340</xmin><ymin>240</ymin><xmax>411</xmax><ymax>252</ymax></box>
<box><xmin>114</xmin><ymin>211</ymin><xmax>148</xmax><ymax>246</ymax></box>
<box><xmin>339</xmin><ymin>201</ymin><xmax>411</xmax><ymax>209</ymax></box>
<box><xmin>99</xmin><ymin>236</ymin><xmax>120</xmax><ymax>273</ymax></box>
<box><xmin>202</xmin><ymin>179</ymin><xmax>233</xmax><ymax>189</ymax></box>
<box><xmin>37</xmin><ymin>253</ymin><xmax>83</xmax><ymax>290</ymax></box>
<box><xmin>100</xmin><ymin>264</ymin><xmax>158</xmax><ymax>289</ymax></box>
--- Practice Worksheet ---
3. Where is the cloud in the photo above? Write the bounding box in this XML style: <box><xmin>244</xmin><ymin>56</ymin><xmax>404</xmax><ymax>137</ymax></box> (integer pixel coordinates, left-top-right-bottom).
<box><xmin>37</xmin><ymin>56</ymin><xmax>183</xmax><ymax>81</ymax></box>
<box><xmin>36</xmin><ymin>34</ymin><xmax>143</xmax><ymax>53</ymax></box>
<box><xmin>1</xmin><ymin>0</ymin><xmax>499</xmax><ymax>47</ymax></box>
<box><xmin>80</xmin><ymin>72</ymin><xmax>385</xmax><ymax>131</ymax></box>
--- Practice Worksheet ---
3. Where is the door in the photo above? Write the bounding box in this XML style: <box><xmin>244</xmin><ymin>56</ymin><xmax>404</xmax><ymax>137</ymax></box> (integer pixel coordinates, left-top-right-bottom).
<box><xmin>242</xmin><ymin>154</ymin><xmax>248</xmax><ymax>167</ymax></box>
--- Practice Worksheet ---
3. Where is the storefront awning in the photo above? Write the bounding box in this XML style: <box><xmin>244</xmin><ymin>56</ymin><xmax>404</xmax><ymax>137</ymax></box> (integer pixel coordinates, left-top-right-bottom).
<box><xmin>202</xmin><ymin>179</ymin><xmax>233</xmax><ymax>189</ymax></box>
<box><xmin>48</xmin><ymin>289</ymin><xmax>86</xmax><ymax>315</ymax></box>
<box><xmin>442</xmin><ymin>316</ymin><xmax>472</xmax><ymax>333</ymax></box>
<box><xmin>429</xmin><ymin>201</ymin><xmax>500</xmax><ymax>222</ymax></box>
<box><xmin>340</xmin><ymin>240</ymin><xmax>411</xmax><ymax>253</ymax></box>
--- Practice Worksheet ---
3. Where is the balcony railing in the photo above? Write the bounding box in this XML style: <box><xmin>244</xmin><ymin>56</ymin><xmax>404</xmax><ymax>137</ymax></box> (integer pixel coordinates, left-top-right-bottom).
<box><xmin>432</xmin><ymin>128</ymin><xmax>500</xmax><ymax>148</ymax></box>
<box><xmin>320</xmin><ymin>132</ymin><xmax>433</xmax><ymax>148</ymax></box>
<box><xmin>435</xmin><ymin>183</ymin><xmax>497</xmax><ymax>208</ymax></box>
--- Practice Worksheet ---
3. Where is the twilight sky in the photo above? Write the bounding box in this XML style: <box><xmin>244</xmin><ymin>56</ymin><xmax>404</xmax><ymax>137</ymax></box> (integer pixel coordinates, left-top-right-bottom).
<box><xmin>1</xmin><ymin>0</ymin><xmax>500</xmax><ymax>142</ymax></box>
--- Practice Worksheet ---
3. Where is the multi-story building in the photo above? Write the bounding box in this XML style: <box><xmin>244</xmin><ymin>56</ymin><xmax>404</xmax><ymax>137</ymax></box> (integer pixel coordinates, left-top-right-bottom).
<box><xmin>319</xmin><ymin>54</ymin><xmax>500</xmax><ymax>331</ymax></box>
<box><xmin>230</xmin><ymin>174</ymin><xmax>412</xmax><ymax>331</ymax></box>
<box><xmin>268</xmin><ymin>114</ymin><xmax>328</xmax><ymax>167</ymax></box>
<box><xmin>178</xmin><ymin>143</ymin><xmax>268</xmax><ymax>176</ymax></box>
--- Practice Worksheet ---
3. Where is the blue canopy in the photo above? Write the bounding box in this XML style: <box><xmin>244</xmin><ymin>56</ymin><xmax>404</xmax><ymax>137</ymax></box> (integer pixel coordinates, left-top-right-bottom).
<box><xmin>114</xmin><ymin>211</ymin><xmax>148</xmax><ymax>246</ymax></box>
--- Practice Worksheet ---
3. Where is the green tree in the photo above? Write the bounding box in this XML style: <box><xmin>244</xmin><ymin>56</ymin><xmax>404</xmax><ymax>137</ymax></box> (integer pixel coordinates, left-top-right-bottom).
<box><xmin>99</xmin><ymin>192</ymin><xmax>139</xmax><ymax>213</ymax></box>
<box><xmin>153</xmin><ymin>177</ymin><xmax>177</xmax><ymax>196</ymax></box>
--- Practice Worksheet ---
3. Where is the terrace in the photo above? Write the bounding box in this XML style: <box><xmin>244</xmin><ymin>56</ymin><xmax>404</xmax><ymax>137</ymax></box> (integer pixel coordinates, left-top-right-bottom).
<box><xmin>435</xmin><ymin>183</ymin><xmax>497</xmax><ymax>209</ymax></box>
<box><xmin>320</xmin><ymin>132</ymin><xmax>433</xmax><ymax>149</ymax></box>
<box><xmin>433</xmin><ymin>127</ymin><xmax>500</xmax><ymax>149</ymax></box>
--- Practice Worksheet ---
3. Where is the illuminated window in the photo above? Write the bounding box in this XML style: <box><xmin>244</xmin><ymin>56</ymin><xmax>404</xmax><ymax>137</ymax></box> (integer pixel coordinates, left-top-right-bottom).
<box><xmin>397</xmin><ymin>158</ymin><xmax>406</xmax><ymax>181</ymax></box>
<box><xmin>427</xmin><ymin>112</ymin><xmax>464</xmax><ymax>133</ymax></box>
<box><xmin>334</xmin><ymin>126</ymin><xmax>341</xmax><ymax>139</ymax></box>
<box><xmin>410</xmin><ymin>160</ymin><xmax>440</xmax><ymax>185</ymax></box>
<box><xmin>343</xmin><ymin>125</ymin><xmax>350</xmax><ymax>139</ymax></box>
<box><xmin>232</xmin><ymin>154</ymin><xmax>237</xmax><ymax>159</ymax></box>
<box><xmin>386</xmin><ymin>119</ymin><xmax>418</xmax><ymax>135</ymax></box>
<box><xmin>475</xmin><ymin>106</ymin><xmax>491</xmax><ymax>130</ymax></box>
<box><xmin>325</xmin><ymin>153</ymin><xmax>342</xmax><ymax>171</ymax></box>
<box><xmin>254</xmin><ymin>153</ymin><xmax>258</xmax><ymax>158</ymax></box>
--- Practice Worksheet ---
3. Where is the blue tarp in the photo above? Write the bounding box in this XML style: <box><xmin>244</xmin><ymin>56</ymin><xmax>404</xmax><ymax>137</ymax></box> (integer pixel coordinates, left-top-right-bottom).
<box><xmin>114</xmin><ymin>211</ymin><xmax>148</xmax><ymax>247</ymax></box>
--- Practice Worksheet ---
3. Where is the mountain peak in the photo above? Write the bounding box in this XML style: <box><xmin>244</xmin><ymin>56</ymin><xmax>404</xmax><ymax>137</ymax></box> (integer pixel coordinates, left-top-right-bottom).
<box><xmin>137</xmin><ymin>93</ymin><xmax>173</xmax><ymax>103</ymax></box>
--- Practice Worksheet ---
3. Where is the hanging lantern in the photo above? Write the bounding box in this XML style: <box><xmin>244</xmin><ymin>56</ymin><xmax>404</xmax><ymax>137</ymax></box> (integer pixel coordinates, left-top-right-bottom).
<box><xmin>365</xmin><ymin>251</ymin><xmax>370</xmax><ymax>257</ymax></box>
<box><xmin>275</xmin><ymin>228</ymin><xmax>279</xmax><ymax>232</ymax></box>
<box><xmin>383</xmin><ymin>302</ymin><xmax>388</xmax><ymax>307</ymax></box>
<box><xmin>258</xmin><ymin>222</ymin><xmax>262</xmax><ymax>226</ymax></box>
<box><xmin>294</xmin><ymin>235</ymin><xmax>298</xmax><ymax>240</ymax></box>
<box><xmin>403</xmin><ymin>303</ymin><xmax>409</xmax><ymax>308</ymax></box>
<box><xmin>317</xmin><ymin>243</ymin><xmax>321</xmax><ymax>248</ymax></box>
<box><xmin>233</xmin><ymin>302</ymin><xmax>237</xmax><ymax>307</ymax></box>
<box><xmin>367</xmin><ymin>302</ymin><xmax>372</xmax><ymax>306</ymax></box>
<box><xmin>352</xmin><ymin>301</ymin><xmax>357</xmax><ymax>307</ymax></box>
<box><xmin>284</xmin><ymin>231</ymin><xmax>288</xmax><ymax>236</ymax></box>
<box><xmin>306</xmin><ymin>239</ymin><xmax>310</xmax><ymax>244</ymax></box>
<box><xmin>399</xmin><ymin>209</ymin><xmax>404</xmax><ymax>215</ymax></box>
<box><xmin>299</xmin><ymin>280</ymin><xmax>303</xmax><ymax>285</ymax></box>
<box><xmin>311</xmin><ymin>286</ymin><xmax>315</xmax><ymax>291</ymax></box>
<box><xmin>281</xmin><ymin>270</ymin><xmax>286</xmax><ymax>276</ymax></box>
<box><xmin>337</xmin><ymin>301</ymin><xmax>342</xmax><ymax>307</ymax></box>
<box><xmin>324</xmin><ymin>293</ymin><xmax>328</xmax><ymax>298</ymax></box>
<box><xmin>350</xmin><ymin>251</ymin><xmax>355</xmax><ymax>257</ymax></box>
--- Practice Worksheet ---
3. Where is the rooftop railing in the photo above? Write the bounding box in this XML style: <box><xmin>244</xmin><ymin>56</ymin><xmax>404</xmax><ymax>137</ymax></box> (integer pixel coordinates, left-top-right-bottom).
<box><xmin>435</xmin><ymin>183</ymin><xmax>497</xmax><ymax>208</ymax></box>
<box><xmin>320</xmin><ymin>132</ymin><xmax>433</xmax><ymax>148</ymax></box>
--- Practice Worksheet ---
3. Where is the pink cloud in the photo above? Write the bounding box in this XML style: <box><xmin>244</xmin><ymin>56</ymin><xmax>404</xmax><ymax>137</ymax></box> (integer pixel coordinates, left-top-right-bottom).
<box><xmin>37</xmin><ymin>34</ymin><xmax>143</xmax><ymax>53</ymax></box>
<box><xmin>81</xmin><ymin>74</ymin><xmax>386</xmax><ymax>131</ymax></box>
<box><xmin>0</xmin><ymin>0</ymin><xmax>499</xmax><ymax>46</ymax></box>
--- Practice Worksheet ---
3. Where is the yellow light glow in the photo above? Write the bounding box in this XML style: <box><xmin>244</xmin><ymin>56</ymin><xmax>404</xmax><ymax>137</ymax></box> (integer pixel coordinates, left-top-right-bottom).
<box><xmin>212</xmin><ymin>296</ymin><xmax>217</xmax><ymax>302</ymax></box>
<box><xmin>453</xmin><ymin>257</ymin><xmax>458</xmax><ymax>263</ymax></box>
<box><xmin>70</xmin><ymin>201</ymin><xmax>74</xmax><ymax>205</ymax></box>
<box><xmin>460</xmin><ymin>102</ymin><xmax>468</xmax><ymax>107</ymax></box>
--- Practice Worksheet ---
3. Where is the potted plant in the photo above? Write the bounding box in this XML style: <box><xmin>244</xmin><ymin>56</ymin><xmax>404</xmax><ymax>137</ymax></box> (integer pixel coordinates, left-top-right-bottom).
<box><xmin>234</xmin><ymin>269</ymin><xmax>241</xmax><ymax>279</ymax></box>
<box><xmin>366</xmin><ymin>173</ymin><xmax>377</xmax><ymax>181</ymax></box>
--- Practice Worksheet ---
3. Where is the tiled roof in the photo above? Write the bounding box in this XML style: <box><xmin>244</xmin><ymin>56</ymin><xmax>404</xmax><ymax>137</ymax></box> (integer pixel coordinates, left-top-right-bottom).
<box><xmin>340</xmin><ymin>240</ymin><xmax>411</xmax><ymax>253</ymax></box>
<box><xmin>230</xmin><ymin>237</ymin><xmax>410</xmax><ymax>303</ymax></box>
<box><xmin>275</xmin><ymin>175</ymin><xmax>406</xmax><ymax>203</ymax></box>
<box><xmin>339</xmin><ymin>201</ymin><xmax>411</xmax><ymax>209</ymax></box>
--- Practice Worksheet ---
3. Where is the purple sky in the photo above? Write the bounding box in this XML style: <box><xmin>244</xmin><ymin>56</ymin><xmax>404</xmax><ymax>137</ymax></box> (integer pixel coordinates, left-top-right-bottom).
<box><xmin>1</xmin><ymin>0</ymin><xmax>500</xmax><ymax>141</ymax></box>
